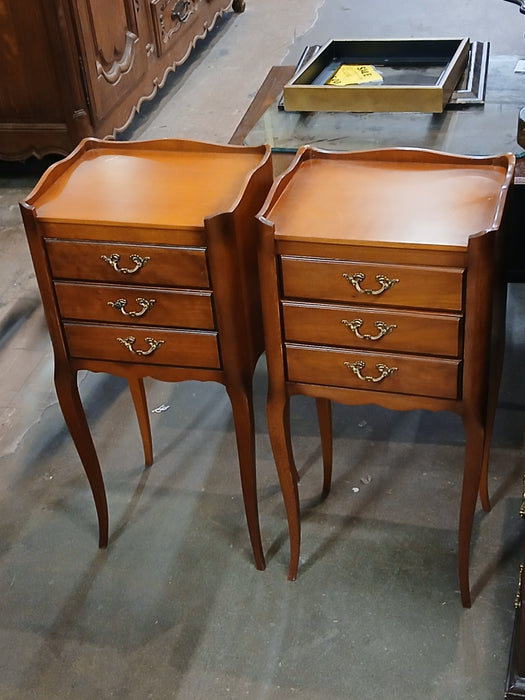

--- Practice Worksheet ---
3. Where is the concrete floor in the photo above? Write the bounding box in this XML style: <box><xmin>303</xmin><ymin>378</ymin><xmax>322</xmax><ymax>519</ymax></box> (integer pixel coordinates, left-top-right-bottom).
<box><xmin>3</xmin><ymin>0</ymin><xmax>525</xmax><ymax>697</ymax></box>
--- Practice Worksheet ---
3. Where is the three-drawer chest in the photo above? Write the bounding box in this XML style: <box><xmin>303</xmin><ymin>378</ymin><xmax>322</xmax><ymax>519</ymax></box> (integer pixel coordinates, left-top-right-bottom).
<box><xmin>20</xmin><ymin>137</ymin><xmax>273</xmax><ymax>567</ymax></box>
<box><xmin>256</xmin><ymin>145</ymin><xmax>515</xmax><ymax>606</ymax></box>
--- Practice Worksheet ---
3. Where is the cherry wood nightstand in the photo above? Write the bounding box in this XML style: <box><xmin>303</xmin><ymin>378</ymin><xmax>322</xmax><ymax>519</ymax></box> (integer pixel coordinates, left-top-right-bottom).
<box><xmin>257</xmin><ymin>145</ymin><xmax>515</xmax><ymax>606</ymax></box>
<box><xmin>20</xmin><ymin>137</ymin><xmax>272</xmax><ymax>568</ymax></box>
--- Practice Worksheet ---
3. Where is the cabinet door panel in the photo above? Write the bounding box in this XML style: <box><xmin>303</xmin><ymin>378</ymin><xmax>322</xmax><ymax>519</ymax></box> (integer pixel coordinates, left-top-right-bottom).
<box><xmin>73</xmin><ymin>0</ymin><xmax>151</xmax><ymax>122</ymax></box>
<box><xmin>0</xmin><ymin>1</ymin><xmax>63</xmax><ymax>121</ymax></box>
<box><xmin>150</xmin><ymin>0</ymin><xmax>196</xmax><ymax>56</ymax></box>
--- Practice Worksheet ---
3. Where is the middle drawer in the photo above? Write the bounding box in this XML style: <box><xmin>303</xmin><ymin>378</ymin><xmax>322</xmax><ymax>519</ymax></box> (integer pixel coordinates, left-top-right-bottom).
<box><xmin>282</xmin><ymin>301</ymin><xmax>462</xmax><ymax>357</ymax></box>
<box><xmin>55</xmin><ymin>282</ymin><xmax>215</xmax><ymax>329</ymax></box>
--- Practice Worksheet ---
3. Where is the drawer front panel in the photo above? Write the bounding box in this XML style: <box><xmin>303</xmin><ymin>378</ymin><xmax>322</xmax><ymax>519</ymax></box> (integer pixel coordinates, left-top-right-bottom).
<box><xmin>40</xmin><ymin>222</ymin><xmax>206</xmax><ymax>247</ymax></box>
<box><xmin>282</xmin><ymin>302</ymin><xmax>462</xmax><ymax>357</ymax></box>
<box><xmin>149</xmin><ymin>0</ymin><xmax>197</xmax><ymax>57</ymax></box>
<box><xmin>64</xmin><ymin>323</ymin><xmax>220</xmax><ymax>368</ymax></box>
<box><xmin>280</xmin><ymin>257</ymin><xmax>464</xmax><ymax>311</ymax></box>
<box><xmin>55</xmin><ymin>282</ymin><xmax>215</xmax><ymax>329</ymax></box>
<box><xmin>46</xmin><ymin>240</ymin><xmax>209</xmax><ymax>288</ymax></box>
<box><xmin>285</xmin><ymin>344</ymin><xmax>460</xmax><ymax>400</ymax></box>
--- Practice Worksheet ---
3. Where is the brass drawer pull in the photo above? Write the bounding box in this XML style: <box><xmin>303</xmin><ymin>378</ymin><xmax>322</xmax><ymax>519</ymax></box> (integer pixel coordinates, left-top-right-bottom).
<box><xmin>101</xmin><ymin>253</ymin><xmax>150</xmax><ymax>274</ymax></box>
<box><xmin>343</xmin><ymin>272</ymin><xmax>399</xmax><ymax>296</ymax></box>
<box><xmin>342</xmin><ymin>318</ymin><xmax>396</xmax><ymax>341</ymax></box>
<box><xmin>171</xmin><ymin>0</ymin><xmax>190</xmax><ymax>21</ymax></box>
<box><xmin>344</xmin><ymin>360</ymin><xmax>398</xmax><ymax>383</ymax></box>
<box><xmin>117</xmin><ymin>335</ymin><xmax>164</xmax><ymax>356</ymax></box>
<box><xmin>108</xmin><ymin>297</ymin><xmax>156</xmax><ymax>317</ymax></box>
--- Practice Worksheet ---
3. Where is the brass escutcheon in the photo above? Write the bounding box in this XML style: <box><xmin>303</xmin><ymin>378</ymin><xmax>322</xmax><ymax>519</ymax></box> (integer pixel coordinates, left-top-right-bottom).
<box><xmin>108</xmin><ymin>297</ymin><xmax>156</xmax><ymax>317</ymax></box>
<box><xmin>344</xmin><ymin>360</ymin><xmax>398</xmax><ymax>383</ymax></box>
<box><xmin>341</xmin><ymin>318</ymin><xmax>396</xmax><ymax>341</ymax></box>
<box><xmin>171</xmin><ymin>0</ymin><xmax>190</xmax><ymax>21</ymax></box>
<box><xmin>117</xmin><ymin>336</ymin><xmax>164</xmax><ymax>356</ymax></box>
<box><xmin>101</xmin><ymin>253</ymin><xmax>150</xmax><ymax>274</ymax></box>
<box><xmin>343</xmin><ymin>272</ymin><xmax>399</xmax><ymax>295</ymax></box>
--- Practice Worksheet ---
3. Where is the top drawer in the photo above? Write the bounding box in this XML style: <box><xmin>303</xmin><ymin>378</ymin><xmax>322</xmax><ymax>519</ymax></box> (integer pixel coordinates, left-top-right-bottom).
<box><xmin>45</xmin><ymin>240</ymin><xmax>210</xmax><ymax>288</ymax></box>
<box><xmin>280</xmin><ymin>256</ymin><xmax>465</xmax><ymax>312</ymax></box>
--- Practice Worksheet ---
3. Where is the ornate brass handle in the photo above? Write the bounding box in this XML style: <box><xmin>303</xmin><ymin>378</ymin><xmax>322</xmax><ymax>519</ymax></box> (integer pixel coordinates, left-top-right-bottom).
<box><xmin>341</xmin><ymin>318</ymin><xmax>396</xmax><ymax>341</ymax></box>
<box><xmin>343</xmin><ymin>272</ymin><xmax>399</xmax><ymax>296</ymax></box>
<box><xmin>117</xmin><ymin>336</ymin><xmax>164</xmax><ymax>356</ymax></box>
<box><xmin>171</xmin><ymin>0</ymin><xmax>190</xmax><ymax>21</ymax></box>
<box><xmin>101</xmin><ymin>253</ymin><xmax>150</xmax><ymax>274</ymax></box>
<box><xmin>344</xmin><ymin>360</ymin><xmax>398</xmax><ymax>383</ymax></box>
<box><xmin>108</xmin><ymin>297</ymin><xmax>156</xmax><ymax>317</ymax></box>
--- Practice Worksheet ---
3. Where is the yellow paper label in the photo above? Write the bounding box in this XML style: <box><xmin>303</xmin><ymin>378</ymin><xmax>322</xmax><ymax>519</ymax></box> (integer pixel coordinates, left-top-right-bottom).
<box><xmin>326</xmin><ymin>64</ymin><xmax>383</xmax><ymax>86</ymax></box>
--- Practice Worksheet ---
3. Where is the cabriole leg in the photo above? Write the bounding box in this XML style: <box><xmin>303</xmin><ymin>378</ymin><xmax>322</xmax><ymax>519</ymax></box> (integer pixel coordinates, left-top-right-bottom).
<box><xmin>127</xmin><ymin>377</ymin><xmax>153</xmax><ymax>467</ymax></box>
<box><xmin>54</xmin><ymin>366</ymin><xmax>109</xmax><ymax>548</ymax></box>
<box><xmin>458</xmin><ymin>410</ymin><xmax>486</xmax><ymax>607</ymax></box>
<box><xmin>267</xmin><ymin>392</ymin><xmax>300</xmax><ymax>580</ymax></box>
<box><xmin>227</xmin><ymin>383</ymin><xmax>265</xmax><ymax>570</ymax></box>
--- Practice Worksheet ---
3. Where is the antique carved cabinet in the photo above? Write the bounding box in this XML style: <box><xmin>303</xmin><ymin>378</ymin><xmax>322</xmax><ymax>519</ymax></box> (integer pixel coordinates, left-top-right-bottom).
<box><xmin>20</xmin><ymin>137</ymin><xmax>272</xmax><ymax>567</ymax></box>
<box><xmin>0</xmin><ymin>0</ymin><xmax>244</xmax><ymax>160</ymax></box>
<box><xmin>257</xmin><ymin>145</ymin><xmax>515</xmax><ymax>607</ymax></box>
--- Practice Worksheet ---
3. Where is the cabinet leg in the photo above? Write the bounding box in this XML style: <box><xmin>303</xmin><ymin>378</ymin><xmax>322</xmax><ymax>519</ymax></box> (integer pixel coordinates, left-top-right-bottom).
<box><xmin>478</xmin><ymin>429</ymin><xmax>493</xmax><ymax>513</ymax></box>
<box><xmin>458</xmin><ymin>411</ymin><xmax>485</xmax><ymax>607</ymax></box>
<box><xmin>478</xmin><ymin>369</ymin><xmax>502</xmax><ymax>512</ymax></box>
<box><xmin>127</xmin><ymin>377</ymin><xmax>153</xmax><ymax>467</ymax></box>
<box><xmin>267</xmin><ymin>392</ymin><xmax>301</xmax><ymax>580</ymax></box>
<box><xmin>227</xmin><ymin>384</ymin><xmax>265</xmax><ymax>570</ymax></box>
<box><xmin>54</xmin><ymin>367</ymin><xmax>108</xmax><ymax>548</ymax></box>
<box><xmin>315</xmin><ymin>398</ymin><xmax>333</xmax><ymax>497</ymax></box>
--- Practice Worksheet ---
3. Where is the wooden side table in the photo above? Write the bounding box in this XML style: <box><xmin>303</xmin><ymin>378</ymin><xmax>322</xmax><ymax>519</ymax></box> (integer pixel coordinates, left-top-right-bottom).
<box><xmin>20</xmin><ymin>137</ymin><xmax>273</xmax><ymax>568</ymax></box>
<box><xmin>257</xmin><ymin>145</ymin><xmax>515</xmax><ymax>606</ymax></box>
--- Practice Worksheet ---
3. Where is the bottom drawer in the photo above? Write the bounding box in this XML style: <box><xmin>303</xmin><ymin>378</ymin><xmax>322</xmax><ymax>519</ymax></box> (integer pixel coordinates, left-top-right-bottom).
<box><xmin>64</xmin><ymin>322</ymin><xmax>220</xmax><ymax>368</ymax></box>
<box><xmin>285</xmin><ymin>344</ymin><xmax>460</xmax><ymax>400</ymax></box>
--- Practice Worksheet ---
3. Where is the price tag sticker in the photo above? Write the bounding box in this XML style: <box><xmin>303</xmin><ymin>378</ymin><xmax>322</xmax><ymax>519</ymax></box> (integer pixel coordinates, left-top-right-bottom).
<box><xmin>326</xmin><ymin>64</ymin><xmax>383</xmax><ymax>86</ymax></box>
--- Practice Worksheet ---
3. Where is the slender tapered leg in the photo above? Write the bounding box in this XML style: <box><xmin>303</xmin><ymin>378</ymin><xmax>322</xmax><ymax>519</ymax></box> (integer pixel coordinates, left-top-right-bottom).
<box><xmin>478</xmin><ymin>431</ymin><xmax>493</xmax><ymax>513</ymax></box>
<box><xmin>267</xmin><ymin>391</ymin><xmax>301</xmax><ymax>580</ymax></box>
<box><xmin>315</xmin><ymin>398</ymin><xmax>333</xmax><ymax>497</ymax></box>
<box><xmin>54</xmin><ymin>366</ymin><xmax>109</xmax><ymax>548</ymax></box>
<box><xmin>478</xmin><ymin>366</ymin><xmax>503</xmax><ymax>512</ymax></box>
<box><xmin>458</xmin><ymin>410</ymin><xmax>486</xmax><ymax>607</ymax></box>
<box><xmin>227</xmin><ymin>383</ymin><xmax>265</xmax><ymax>570</ymax></box>
<box><xmin>127</xmin><ymin>377</ymin><xmax>153</xmax><ymax>467</ymax></box>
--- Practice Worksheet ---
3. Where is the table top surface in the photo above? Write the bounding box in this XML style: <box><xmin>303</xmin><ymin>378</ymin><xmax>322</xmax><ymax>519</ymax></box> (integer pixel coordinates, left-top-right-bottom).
<box><xmin>263</xmin><ymin>154</ymin><xmax>511</xmax><ymax>249</ymax></box>
<box><xmin>244</xmin><ymin>55</ymin><xmax>525</xmax><ymax>158</ymax></box>
<box><xmin>27</xmin><ymin>144</ymin><xmax>265</xmax><ymax>228</ymax></box>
